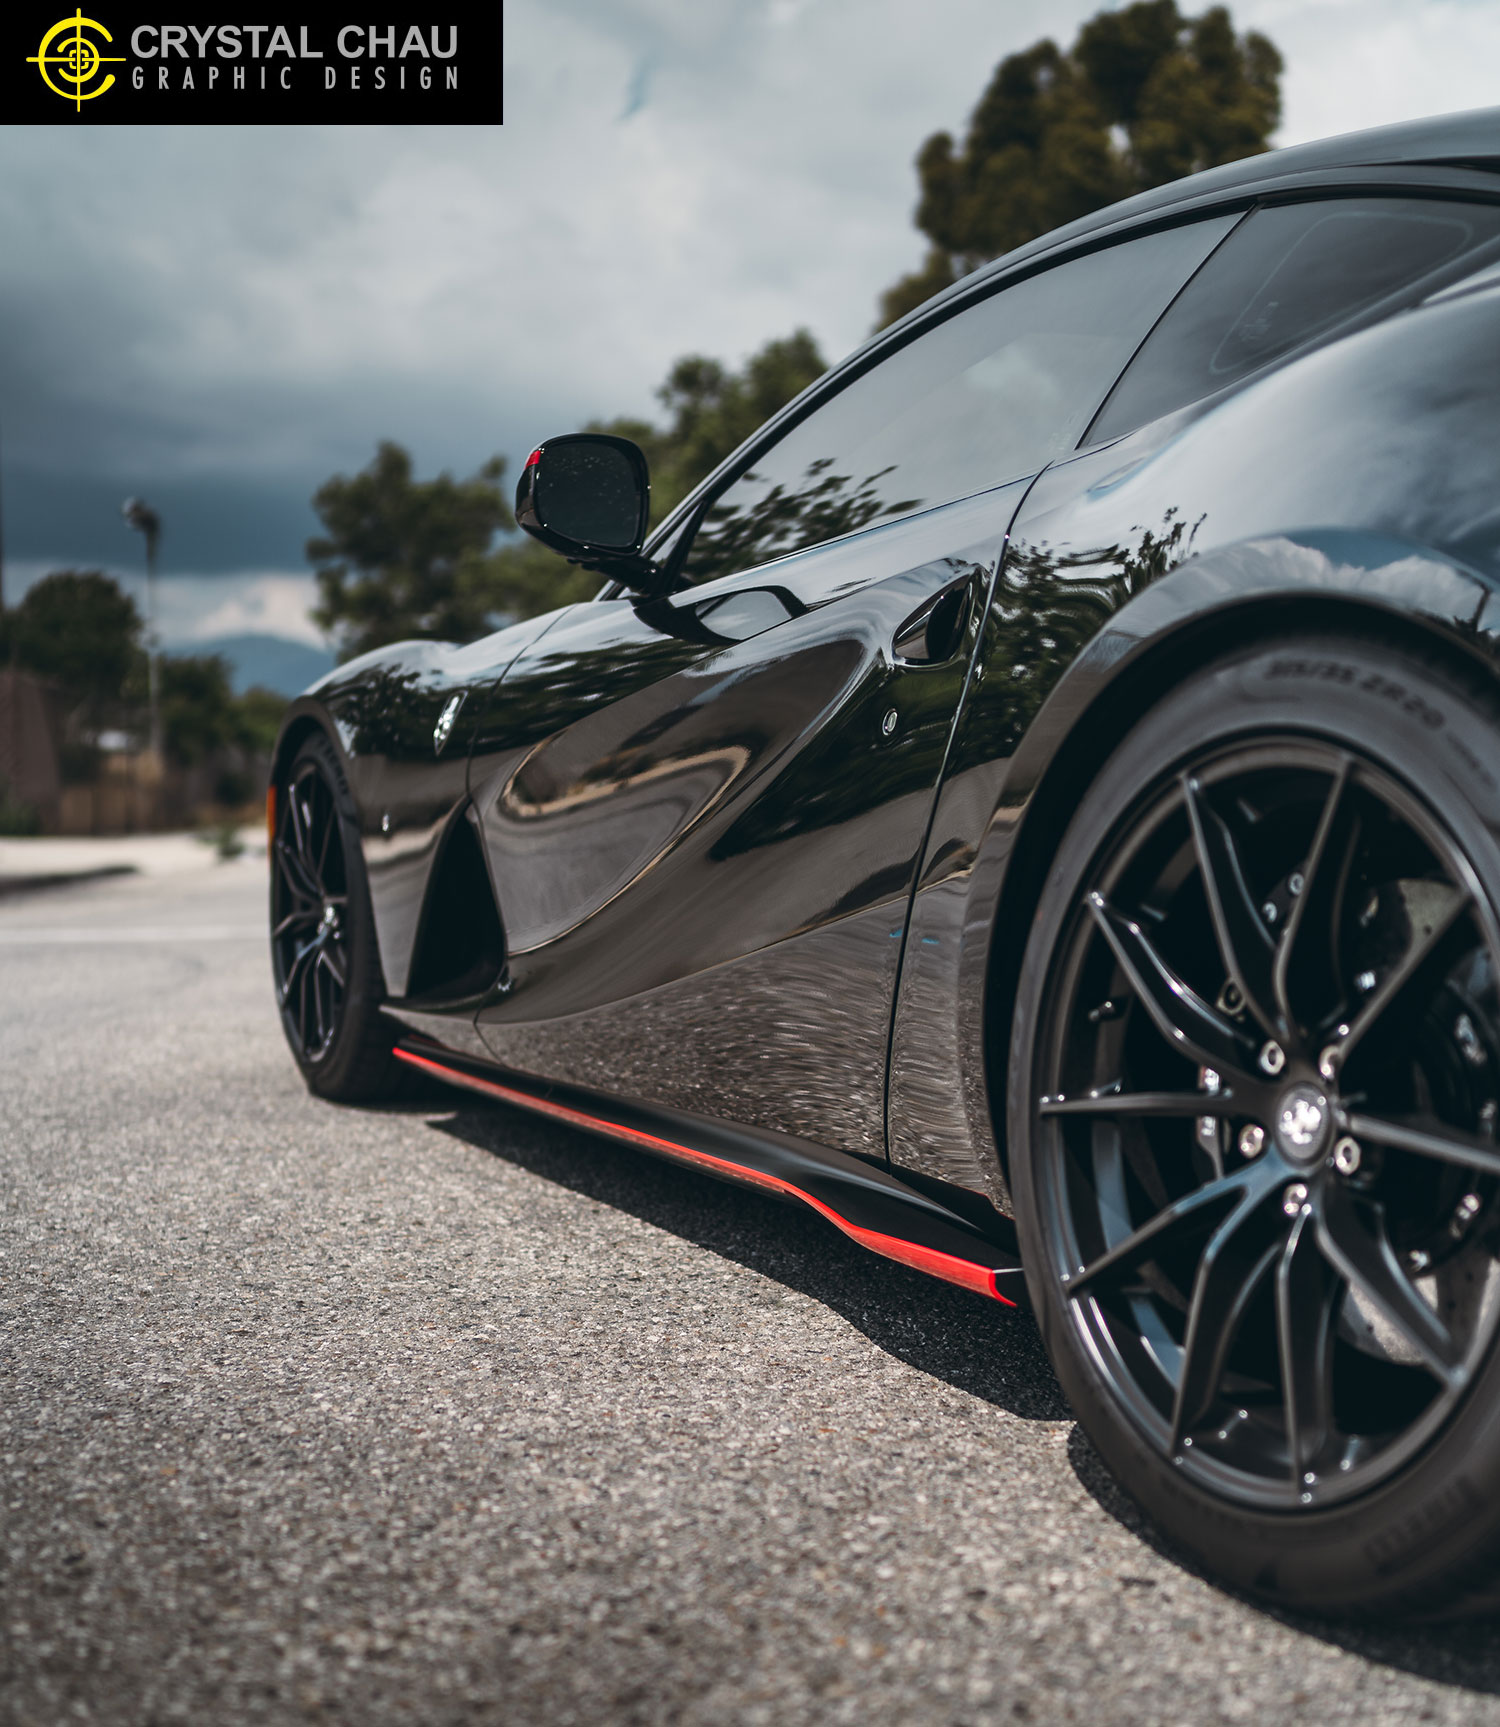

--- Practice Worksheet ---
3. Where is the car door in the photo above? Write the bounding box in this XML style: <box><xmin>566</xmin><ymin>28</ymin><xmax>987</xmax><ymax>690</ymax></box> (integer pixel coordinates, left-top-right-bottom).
<box><xmin>887</xmin><ymin>189</ymin><xmax>1500</xmax><ymax>1198</ymax></box>
<box><xmin>468</xmin><ymin>214</ymin><xmax>1239</xmax><ymax>1159</ymax></box>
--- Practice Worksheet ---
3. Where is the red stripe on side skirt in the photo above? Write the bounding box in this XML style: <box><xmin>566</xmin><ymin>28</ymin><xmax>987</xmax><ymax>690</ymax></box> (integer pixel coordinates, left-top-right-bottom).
<box><xmin>394</xmin><ymin>1047</ymin><xmax>1018</xmax><ymax>1306</ymax></box>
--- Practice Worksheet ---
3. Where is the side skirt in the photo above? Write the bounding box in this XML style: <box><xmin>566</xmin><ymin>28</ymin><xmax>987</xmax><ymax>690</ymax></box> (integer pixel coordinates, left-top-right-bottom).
<box><xmin>393</xmin><ymin>1041</ymin><xmax>1025</xmax><ymax>1307</ymax></box>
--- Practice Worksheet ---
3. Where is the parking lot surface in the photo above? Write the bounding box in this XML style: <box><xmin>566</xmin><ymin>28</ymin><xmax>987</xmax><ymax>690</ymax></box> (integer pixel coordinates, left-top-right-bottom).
<box><xmin>5</xmin><ymin>860</ymin><xmax>1500</xmax><ymax>1724</ymax></box>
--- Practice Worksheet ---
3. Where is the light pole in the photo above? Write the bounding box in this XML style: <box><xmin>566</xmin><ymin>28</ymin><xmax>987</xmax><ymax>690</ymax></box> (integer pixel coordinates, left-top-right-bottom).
<box><xmin>122</xmin><ymin>497</ymin><xmax>162</xmax><ymax>759</ymax></box>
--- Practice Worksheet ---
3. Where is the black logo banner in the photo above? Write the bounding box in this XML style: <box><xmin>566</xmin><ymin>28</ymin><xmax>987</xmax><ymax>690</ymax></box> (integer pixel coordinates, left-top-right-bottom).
<box><xmin>6</xmin><ymin>6</ymin><xmax>502</xmax><ymax>121</ymax></box>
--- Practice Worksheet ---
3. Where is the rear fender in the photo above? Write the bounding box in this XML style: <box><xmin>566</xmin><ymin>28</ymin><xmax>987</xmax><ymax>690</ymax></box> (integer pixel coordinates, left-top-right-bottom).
<box><xmin>887</xmin><ymin>528</ymin><xmax>1500</xmax><ymax>1211</ymax></box>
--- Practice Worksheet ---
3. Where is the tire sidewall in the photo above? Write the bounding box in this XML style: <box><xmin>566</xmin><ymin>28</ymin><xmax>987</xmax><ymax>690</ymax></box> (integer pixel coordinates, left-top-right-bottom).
<box><xmin>273</xmin><ymin>732</ymin><xmax>391</xmax><ymax>1099</ymax></box>
<box><xmin>1009</xmin><ymin>634</ymin><xmax>1500</xmax><ymax>1616</ymax></box>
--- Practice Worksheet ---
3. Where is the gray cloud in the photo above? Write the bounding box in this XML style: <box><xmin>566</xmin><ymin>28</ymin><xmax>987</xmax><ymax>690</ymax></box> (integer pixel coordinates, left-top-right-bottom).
<box><xmin>2</xmin><ymin>0</ymin><xmax>1496</xmax><ymax>620</ymax></box>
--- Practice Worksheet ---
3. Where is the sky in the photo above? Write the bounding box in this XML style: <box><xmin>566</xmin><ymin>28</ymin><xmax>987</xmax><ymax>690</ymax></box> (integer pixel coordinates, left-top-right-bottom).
<box><xmin>3</xmin><ymin>0</ymin><xmax>1499</xmax><ymax>651</ymax></box>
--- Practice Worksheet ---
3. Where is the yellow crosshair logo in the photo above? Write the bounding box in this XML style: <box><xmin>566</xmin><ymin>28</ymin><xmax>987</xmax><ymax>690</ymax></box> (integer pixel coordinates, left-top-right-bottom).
<box><xmin>28</xmin><ymin>11</ymin><xmax>124</xmax><ymax>109</ymax></box>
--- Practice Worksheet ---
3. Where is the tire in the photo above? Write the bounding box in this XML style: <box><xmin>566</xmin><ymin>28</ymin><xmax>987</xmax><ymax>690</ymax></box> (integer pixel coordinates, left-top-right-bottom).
<box><xmin>1009</xmin><ymin>631</ymin><xmax>1500</xmax><ymax>1619</ymax></box>
<box><xmin>270</xmin><ymin>731</ymin><xmax>402</xmax><ymax>1101</ymax></box>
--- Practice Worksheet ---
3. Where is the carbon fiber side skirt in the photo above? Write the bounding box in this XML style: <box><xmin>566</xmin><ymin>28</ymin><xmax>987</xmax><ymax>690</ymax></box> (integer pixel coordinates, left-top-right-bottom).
<box><xmin>393</xmin><ymin>1040</ymin><xmax>1026</xmax><ymax>1306</ymax></box>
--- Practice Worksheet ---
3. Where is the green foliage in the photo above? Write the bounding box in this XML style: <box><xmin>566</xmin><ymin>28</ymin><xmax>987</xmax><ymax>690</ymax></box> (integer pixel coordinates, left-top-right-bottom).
<box><xmin>686</xmin><ymin>459</ymin><xmax>917</xmax><ymax>585</ymax></box>
<box><xmin>154</xmin><ymin>658</ymin><xmax>288</xmax><ymax>772</ymax></box>
<box><xmin>0</xmin><ymin>785</ymin><xmax>41</xmax><ymax>836</ymax></box>
<box><xmin>155</xmin><ymin>654</ymin><xmax>241</xmax><ymax>766</ymax></box>
<box><xmin>488</xmin><ymin>331</ymin><xmax>831</xmax><ymax>617</ymax></box>
<box><xmin>198</xmin><ymin>816</ymin><xmax>247</xmax><ymax>858</ymax></box>
<box><xmin>879</xmin><ymin>1</ymin><xmax>1282</xmax><ymax>326</ymax></box>
<box><xmin>308</xmin><ymin>441</ymin><xmax>516</xmax><ymax>659</ymax></box>
<box><xmin>479</xmin><ymin>536</ymin><xmax>602</xmax><ymax>628</ymax></box>
<box><xmin>234</xmin><ymin>686</ymin><xmax>290</xmax><ymax>757</ymax></box>
<box><xmin>4</xmin><ymin>570</ymin><xmax>142</xmax><ymax>717</ymax></box>
<box><xmin>309</xmin><ymin>331</ymin><xmax>829</xmax><ymax>652</ymax></box>
<box><xmin>1</xmin><ymin>572</ymin><xmax>288</xmax><ymax>795</ymax></box>
<box><xmin>623</xmin><ymin>329</ymin><xmax>828</xmax><ymax>522</ymax></box>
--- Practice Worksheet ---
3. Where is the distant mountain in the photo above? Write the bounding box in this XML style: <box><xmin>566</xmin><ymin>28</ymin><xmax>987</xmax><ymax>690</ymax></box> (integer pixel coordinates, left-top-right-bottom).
<box><xmin>182</xmin><ymin>634</ymin><xmax>336</xmax><ymax>697</ymax></box>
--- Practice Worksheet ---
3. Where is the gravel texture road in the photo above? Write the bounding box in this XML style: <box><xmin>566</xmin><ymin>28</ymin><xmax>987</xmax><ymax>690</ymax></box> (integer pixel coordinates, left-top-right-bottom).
<box><xmin>5</xmin><ymin>859</ymin><xmax>1500</xmax><ymax>1725</ymax></box>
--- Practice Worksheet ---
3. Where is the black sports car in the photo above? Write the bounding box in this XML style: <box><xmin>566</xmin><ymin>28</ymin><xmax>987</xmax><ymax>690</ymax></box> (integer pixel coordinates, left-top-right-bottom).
<box><xmin>272</xmin><ymin>108</ymin><xmax>1500</xmax><ymax>1619</ymax></box>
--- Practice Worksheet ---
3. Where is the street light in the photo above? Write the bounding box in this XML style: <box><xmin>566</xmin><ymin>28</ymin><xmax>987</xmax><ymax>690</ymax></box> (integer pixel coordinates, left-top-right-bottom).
<box><xmin>122</xmin><ymin>497</ymin><xmax>162</xmax><ymax>758</ymax></box>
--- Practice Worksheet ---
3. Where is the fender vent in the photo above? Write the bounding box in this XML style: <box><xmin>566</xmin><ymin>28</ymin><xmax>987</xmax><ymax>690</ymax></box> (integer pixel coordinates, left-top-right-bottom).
<box><xmin>405</xmin><ymin>806</ymin><xmax>505</xmax><ymax>1003</ymax></box>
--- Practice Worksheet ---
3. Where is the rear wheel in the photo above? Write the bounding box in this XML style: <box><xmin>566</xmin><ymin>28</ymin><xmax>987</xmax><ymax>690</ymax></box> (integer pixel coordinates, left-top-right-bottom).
<box><xmin>270</xmin><ymin>732</ymin><xmax>401</xmax><ymax>1100</ymax></box>
<box><xmin>1010</xmin><ymin>634</ymin><xmax>1500</xmax><ymax>1617</ymax></box>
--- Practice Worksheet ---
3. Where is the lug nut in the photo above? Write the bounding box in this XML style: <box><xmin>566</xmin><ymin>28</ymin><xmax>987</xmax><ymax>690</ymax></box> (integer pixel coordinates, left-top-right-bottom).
<box><xmin>1331</xmin><ymin>1135</ymin><xmax>1361</xmax><ymax>1176</ymax></box>
<box><xmin>1260</xmin><ymin>1041</ymin><xmax>1286</xmax><ymax>1076</ymax></box>
<box><xmin>1318</xmin><ymin>1045</ymin><xmax>1341</xmax><ymax>1082</ymax></box>
<box><xmin>1239</xmin><ymin>1124</ymin><xmax>1266</xmax><ymax>1159</ymax></box>
<box><xmin>1283</xmin><ymin>1182</ymin><xmax>1310</xmax><ymax>1217</ymax></box>
<box><xmin>1289</xmin><ymin>872</ymin><xmax>1305</xmax><ymax>896</ymax></box>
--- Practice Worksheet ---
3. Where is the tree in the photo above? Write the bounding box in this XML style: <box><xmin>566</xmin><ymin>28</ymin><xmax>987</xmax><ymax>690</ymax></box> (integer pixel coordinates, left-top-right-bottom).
<box><xmin>633</xmin><ymin>328</ymin><xmax>828</xmax><ymax>520</ymax></box>
<box><xmin>308</xmin><ymin>441</ymin><xmax>518</xmax><ymax>659</ymax></box>
<box><xmin>234</xmin><ymin>686</ymin><xmax>289</xmax><ymax>758</ymax></box>
<box><xmin>3</xmin><ymin>570</ymin><xmax>142</xmax><ymax>719</ymax></box>
<box><xmin>156</xmin><ymin>654</ymin><xmax>240</xmax><ymax>765</ymax></box>
<box><xmin>878</xmin><ymin>2</ymin><xmax>1282</xmax><ymax>326</ymax></box>
<box><xmin>312</xmin><ymin>330</ymin><xmax>830</xmax><ymax>654</ymax></box>
<box><xmin>480</xmin><ymin>327</ymin><xmax>830</xmax><ymax>613</ymax></box>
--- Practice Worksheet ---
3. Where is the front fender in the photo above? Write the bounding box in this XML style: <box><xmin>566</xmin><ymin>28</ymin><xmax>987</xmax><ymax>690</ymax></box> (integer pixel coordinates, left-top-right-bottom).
<box><xmin>269</xmin><ymin>609</ymin><xmax>574</xmax><ymax>997</ymax></box>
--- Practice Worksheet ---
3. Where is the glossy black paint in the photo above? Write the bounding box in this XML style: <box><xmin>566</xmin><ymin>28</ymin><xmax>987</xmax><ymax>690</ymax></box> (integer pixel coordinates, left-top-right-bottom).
<box><xmin>466</xmin><ymin>488</ymin><xmax>1015</xmax><ymax>1158</ymax></box>
<box><xmin>892</xmin><ymin>283</ymin><xmax>1500</xmax><ymax>1208</ymax></box>
<box><xmin>273</xmin><ymin>112</ymin><xmax>1500</xmax><ymax>1243</ymax></box>
<box><xmin>514</xmin><ymin>433</ymin><xmax>656</xmax><ymax>587</ymax></box>
<box><xmin>276</xmin><ymin>610</ymin><xmax>564</xmax><ymax>995</ymax></box>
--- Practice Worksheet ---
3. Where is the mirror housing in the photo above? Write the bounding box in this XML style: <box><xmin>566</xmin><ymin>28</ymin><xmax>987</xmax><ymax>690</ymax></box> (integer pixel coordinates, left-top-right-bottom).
<box><xmin>515</xmin><ymin>433</ymin><xmax>658</xmax><ymax>589</ymax></box>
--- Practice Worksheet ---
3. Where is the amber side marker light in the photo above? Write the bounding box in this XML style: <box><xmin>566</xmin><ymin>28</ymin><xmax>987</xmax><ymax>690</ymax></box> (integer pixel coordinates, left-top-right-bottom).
<box><xmin>266</xmin><ymin>784</ymin><xmax>276</xmax><ymax>860</ymax></box>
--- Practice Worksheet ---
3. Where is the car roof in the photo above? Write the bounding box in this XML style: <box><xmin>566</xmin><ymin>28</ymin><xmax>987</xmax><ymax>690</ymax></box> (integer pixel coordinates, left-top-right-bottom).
<box><xmin>897</xmin><ymin>106</ymin><xmax>1500</xmax><ymax>329</ymax></box>
<box><xmin>642</xmin><ymin>107</ymin><xmax>1500</xmax><ymax>566</ymax></box>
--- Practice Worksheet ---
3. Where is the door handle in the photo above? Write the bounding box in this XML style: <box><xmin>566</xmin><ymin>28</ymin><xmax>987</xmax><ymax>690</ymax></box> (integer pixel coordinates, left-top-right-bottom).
<box><xmin>892</xmin><ymin>573</ymin><xmax>976</xmax><ymax>664</ymax></box>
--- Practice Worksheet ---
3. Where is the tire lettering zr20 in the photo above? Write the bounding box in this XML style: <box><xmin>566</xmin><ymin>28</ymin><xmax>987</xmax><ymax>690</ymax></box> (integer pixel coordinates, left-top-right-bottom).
<box><xmin>1266</xmin><ymin>659</ymin><xmax>1447</xmax><ymax>730</ymax></box>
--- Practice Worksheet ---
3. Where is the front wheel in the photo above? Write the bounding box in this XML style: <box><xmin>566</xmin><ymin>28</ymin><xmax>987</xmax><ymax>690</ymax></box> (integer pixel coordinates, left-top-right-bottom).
<box><xmin>270</xmin><ymin>732</ymin><xmax>401</xmax><ymax>1100</ymax></box>
<box><xmin>1010</xmin><ymin>633</ymin><xmax>1500</xmax><ymax>1618</ymax></box>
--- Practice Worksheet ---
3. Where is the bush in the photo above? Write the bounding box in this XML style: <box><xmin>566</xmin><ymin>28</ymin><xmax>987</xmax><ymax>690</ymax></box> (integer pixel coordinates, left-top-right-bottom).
<box><xmin>0</xmin><ymin>786</ymin><xmax>41</xmax><ymax>836</ymax></box>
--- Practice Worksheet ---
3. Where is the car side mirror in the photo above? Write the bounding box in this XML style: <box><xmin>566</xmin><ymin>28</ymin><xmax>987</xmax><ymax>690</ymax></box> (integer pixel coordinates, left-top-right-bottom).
<box><xmin>515</xmin><ymin>433</ymin><xmax>658</xmax><ymax>589</ymax></box>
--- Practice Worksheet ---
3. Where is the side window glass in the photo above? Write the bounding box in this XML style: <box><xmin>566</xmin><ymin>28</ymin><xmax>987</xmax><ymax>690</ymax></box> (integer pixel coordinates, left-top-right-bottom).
<box><xmin>681</xmin><ymin>215</ymin><xmax>1238</xmax><ymax>585</ymax></box>
<box><xmin>1088</xmin><ymin>198</ymin><xmax>1500</xmax><ymax>445</ymax></box>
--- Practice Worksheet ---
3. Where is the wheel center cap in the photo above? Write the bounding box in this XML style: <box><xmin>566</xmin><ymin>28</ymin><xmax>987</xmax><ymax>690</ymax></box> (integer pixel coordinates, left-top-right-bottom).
<box><xmin>1275</xmin><ymin>1083</ymin><xmax>1331</xmax><ymax>1162</ymax></box>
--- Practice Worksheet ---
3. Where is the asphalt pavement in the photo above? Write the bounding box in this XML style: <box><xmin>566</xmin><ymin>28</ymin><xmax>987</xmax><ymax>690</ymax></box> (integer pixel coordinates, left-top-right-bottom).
<box><xmin>5</xmin><ymin>857</ymin><xmax>1500</xmax><ymax>1724</ymax></box>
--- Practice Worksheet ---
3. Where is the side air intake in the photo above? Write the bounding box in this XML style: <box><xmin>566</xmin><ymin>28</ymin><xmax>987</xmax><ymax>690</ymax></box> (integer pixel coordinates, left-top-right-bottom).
<box><xmin>404</xmin><ymin>805</ymin><xmax>506</xmax><ymax>1003</ymax></box>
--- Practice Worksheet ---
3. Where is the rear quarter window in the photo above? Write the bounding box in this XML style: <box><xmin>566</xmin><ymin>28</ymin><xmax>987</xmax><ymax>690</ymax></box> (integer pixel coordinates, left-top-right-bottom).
<box><xmin>1087</xmin><ymin>197</ymin><xmax>1500</xmax><ymax>445</ymax></box>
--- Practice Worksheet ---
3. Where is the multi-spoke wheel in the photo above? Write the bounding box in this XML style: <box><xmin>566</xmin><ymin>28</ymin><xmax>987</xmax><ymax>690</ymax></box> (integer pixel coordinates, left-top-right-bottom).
<box><xmin>1011</xmin><ymin>636</ymin><xmax>1500</xmax><ymax>1618</ymax></box>
<box><xmin>270</xmin><ymin>733</ymin><xmax>401</xmax><ymax>1100</ymax></box>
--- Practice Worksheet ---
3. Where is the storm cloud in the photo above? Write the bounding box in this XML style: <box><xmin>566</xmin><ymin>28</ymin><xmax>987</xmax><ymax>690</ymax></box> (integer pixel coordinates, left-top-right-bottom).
<box><xmin>2</xmin><ymin>0</ymin><xmax>1497</xmax><ymax>642</ymax></box>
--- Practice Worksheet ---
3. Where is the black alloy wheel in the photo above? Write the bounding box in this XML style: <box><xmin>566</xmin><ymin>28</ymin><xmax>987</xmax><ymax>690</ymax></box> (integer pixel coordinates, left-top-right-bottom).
<box><xmin>270</xmin><ymin>732</ymin><xmax>400</xmax><ymax>1100</ymax></box>
<box><xmin>1011</xmin><ymin>635</ymin><xmax>1500</xmax><ymax>1617</ymax></box>
<box><xmin>272</xmin><ymin>752</ymin><xmax>350</xmax><ymax>1063</ymax></box>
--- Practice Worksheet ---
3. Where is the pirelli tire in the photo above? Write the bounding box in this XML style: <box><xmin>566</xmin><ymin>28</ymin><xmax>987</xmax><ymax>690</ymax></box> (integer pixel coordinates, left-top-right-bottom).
<box><xmin>1010</xmin><ymin>630</ymin><xmax>1500</xmax><ymax>1619</ymax></box>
